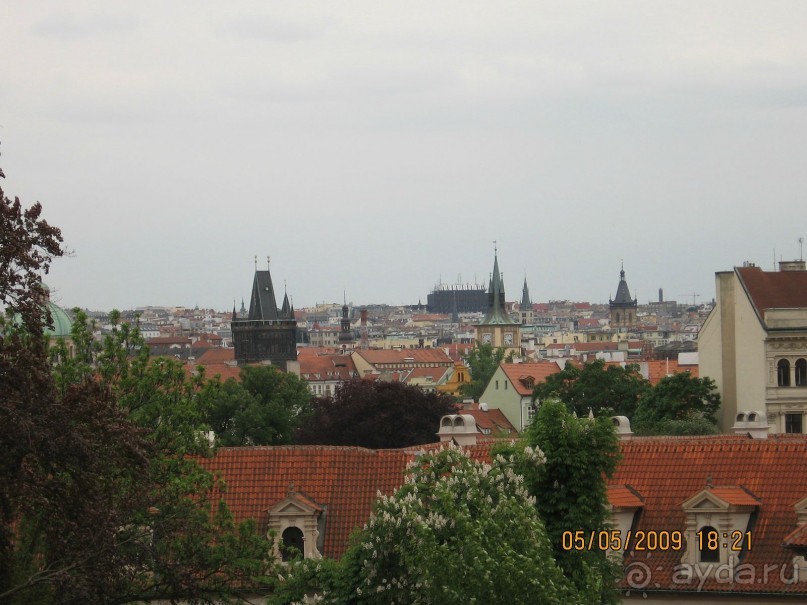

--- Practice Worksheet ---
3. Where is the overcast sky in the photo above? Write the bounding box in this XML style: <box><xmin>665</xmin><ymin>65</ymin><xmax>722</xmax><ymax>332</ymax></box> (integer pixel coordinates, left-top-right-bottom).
<box><xmin>3</xmin><ymin>1</ymin><xmax>807</xmax><ymax>311</ymax></box>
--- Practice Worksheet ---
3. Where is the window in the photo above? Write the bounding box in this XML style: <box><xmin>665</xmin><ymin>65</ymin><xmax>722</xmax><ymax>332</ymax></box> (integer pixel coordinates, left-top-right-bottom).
<box><xmin>698</xmin><ymin>526</ymin><xmax>720</xmax><ymax>563</ymax></box>
<box><xmin>786</xmin><ymin>413</ymin><xmax>803</xmax><ymax>434</ymax></box>
<box><xmin>797</xmin><ymin>359</ymin><xmax>807</xmax><ymax>386</ymax></box>
<box><xmin>504</xmin><ymin>381</ymin><xmax>508</xmax><ymax>390</ymax></box>
<box><xmin>495</xmin><ymin>380</ymin><xmax>499</xmax><ymax>389</ymax></box>
<box><xmin>281</xmin><ymin>526</ymin><xmax>305</xmax><ymax>562</ymax></box>
<box><xmin>778</xmin><ymin>359</ymin><xmax>791</xmax><ymax>386</ymax></box>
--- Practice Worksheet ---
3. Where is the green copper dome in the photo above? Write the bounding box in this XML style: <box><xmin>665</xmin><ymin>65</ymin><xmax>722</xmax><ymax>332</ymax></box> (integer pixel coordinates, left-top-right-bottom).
<box><xmin>45</xmin><ymin>300</ymin><xmax>73</xmax><ymax>338</ymax></box>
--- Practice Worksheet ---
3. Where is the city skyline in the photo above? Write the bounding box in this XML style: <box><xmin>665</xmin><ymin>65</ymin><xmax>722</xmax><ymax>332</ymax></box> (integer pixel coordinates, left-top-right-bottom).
<box><xmin>4</xmin><ymin>2</ymin><xmax>807</xmax><ymax>310</ymax></box>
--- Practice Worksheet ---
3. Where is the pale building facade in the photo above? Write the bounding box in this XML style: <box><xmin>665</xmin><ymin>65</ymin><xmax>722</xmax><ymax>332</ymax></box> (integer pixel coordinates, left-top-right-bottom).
<box><xmin>699</xmin><ymin>262</ymin><xmax>807</xmax><ymax>433</ymax></box>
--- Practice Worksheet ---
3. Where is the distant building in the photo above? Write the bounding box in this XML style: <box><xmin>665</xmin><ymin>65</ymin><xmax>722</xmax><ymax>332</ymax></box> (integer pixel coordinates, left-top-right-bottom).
<box><xmin>231</xmin><ymin>262</ymin><xmax>298</xmax><ymax>369</ymax></box>
<box><xmin>427</xmin><ymin>284</ymin><xmax>488</xmax><ymax>314</ymax></box>
<box><xmin>609</xmin><ymin>264</ymin><xmax>638</xmax><ymax>330</ymax></box>
<box><xmin>475</xmin><ymin>251</ymin><xmax>521</xmax><ymax>355</ymax></box>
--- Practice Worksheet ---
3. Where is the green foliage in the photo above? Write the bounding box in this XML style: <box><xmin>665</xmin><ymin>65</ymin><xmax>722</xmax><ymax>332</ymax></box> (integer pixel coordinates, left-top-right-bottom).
<box><xmin>204</xmin><ymin>365</ymin><xmax>312</xmax><ymax>446</ymax></box>
<box><xmin>532</xmin><ymin>359</ymin><xmax>650</xmax><ymax>418</ymax></box>
<box><xmin>633</xmin><ymin>372</ymin><xmax>721</xmax><ymax>435</ymax></box>
<box><xmin>459</xmin><ymin>343</ymin><xmax>505</xmax><ymax>400</ymax></box>
<box><xmin>497</xmin><ymin>400</ymin><xmax>622</xmax><ymax>604</ymax></box>
<box><xmin>329</xmin><ymin>446</ymin><xmax>580</xmax><ymax>604</ymax></box>
<box><xmin>296</xmin><ymin>379</ymin><xmax>456</xmax><ymax>449</ymax></box>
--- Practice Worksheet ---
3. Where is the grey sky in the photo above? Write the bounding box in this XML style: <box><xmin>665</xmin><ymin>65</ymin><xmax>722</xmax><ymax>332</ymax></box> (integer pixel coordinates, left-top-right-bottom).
<box><xmin>3</xmin><ymin>1</ymin><xmax>807</xmax><ymax>311</ymax></box>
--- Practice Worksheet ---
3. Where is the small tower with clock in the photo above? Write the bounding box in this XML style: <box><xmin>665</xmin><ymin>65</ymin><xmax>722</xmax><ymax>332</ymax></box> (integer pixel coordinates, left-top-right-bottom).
<box><xmin>475</xmin><ymin>246</ymin><xmax>521</xmax><ymax>356</ymax></box>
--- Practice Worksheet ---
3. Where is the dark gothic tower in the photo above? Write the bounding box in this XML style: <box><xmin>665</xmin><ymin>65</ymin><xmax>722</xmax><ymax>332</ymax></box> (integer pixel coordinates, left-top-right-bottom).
<box><xmin>609</xmin><ymin>263</ymin><xmax>638</xmax><ymax>330</ymax></box>
<box><xmin>231</xmin><ymin>258</ymin><xmax>298</xmax><ymax>367</ymax></box>
<box><xmin>339</xmin><ymin>294</ymin><xmax>354</xmax><ymax>348</ymax></box>
<box><xmin>520</xmin><ymin>277</ymin><xmax>533</xmax><ymax>325</ymax></box>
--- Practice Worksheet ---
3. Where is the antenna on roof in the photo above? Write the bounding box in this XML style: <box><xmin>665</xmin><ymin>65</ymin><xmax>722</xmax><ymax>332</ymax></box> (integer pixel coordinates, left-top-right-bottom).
<box><xmin>254</xmin><ymin>255</ymin><xmax>257</xmax><ymax>270</ymax></box>
<box><xmin>267</xmin><ymin>256</ymin><xmax>270</xmax><ymax>269</ymax></box>
<box><xmin>800</xmin><ymin>237</ymin><xmax>804</xmax><ymax>261</ymax></box>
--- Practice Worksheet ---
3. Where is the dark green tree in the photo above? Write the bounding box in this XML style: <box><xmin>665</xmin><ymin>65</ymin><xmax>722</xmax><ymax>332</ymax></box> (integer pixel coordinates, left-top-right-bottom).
<box><xmin>296</xmin><ymin>379</ymin><xmax>457</xmax><ymax>449</ymax></box>
<box><xmin>205</xmin><ymin>365</ymin><xmax>311</xmax><ymax>446</ymax></box>
<box><xmin>44</xmin><ymin>310</ymin><xmax>277</xmax><ymax>604</ymax></box>
<box><xmin>532</xmin><ymin>358</ymin><xmax>650</xmax><ymax>418</ymax></box>
<box><xmin>458</xmin><ymin>343</ymin><xmax>505</xmax><ymax>399</ymax></box>
<box><xmin>495</xmin><ymin>400</ymin><xmax>622</xmax><ymax>603</ymax></box>
<box><xmin>633</xmin><ymin>372</ymin><xmax>721</xmax><ymax>435</ymax></box>
<box><xmin>1</xmin><ymin>150</ymin><xmax>275</xmax><ymax>603</ymax></box>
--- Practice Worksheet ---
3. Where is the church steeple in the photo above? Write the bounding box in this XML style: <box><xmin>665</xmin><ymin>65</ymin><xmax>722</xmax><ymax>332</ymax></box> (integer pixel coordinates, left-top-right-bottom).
<box><xmin>520</xmin><ymin>276</ymin><xmax>531</xmax><ymax>310</ymax></box>
<box><xmin>482</xmin><ymin>248</ymin><xmax>510</xmax><ymax>325</ymax></box>
<box><xmin>339</xmin><ymin>292</ymin><xmax>354</xmax><ymax>346</ymax></box>
<box><xmin>609</xmin><ymin>262</ymin><xmax>638</xmax><ymax>330</ymax></box>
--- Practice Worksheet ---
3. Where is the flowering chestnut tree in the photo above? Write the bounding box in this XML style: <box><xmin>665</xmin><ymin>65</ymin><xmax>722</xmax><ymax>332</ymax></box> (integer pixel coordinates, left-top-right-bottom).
<box><xmin>333</xmin><ymin>445</ymin><xmax>581</xmax><ymax>604</ymax></box>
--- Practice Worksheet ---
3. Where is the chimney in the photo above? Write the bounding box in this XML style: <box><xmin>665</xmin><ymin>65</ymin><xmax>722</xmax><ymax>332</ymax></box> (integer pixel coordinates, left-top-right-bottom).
<box><xmin>611</xmin><ymin>416</ymin><xmax>633</xmax><ymax>440</ymax></box>
<box><xmin>732</xmin><ymin>411</ymin><xmax>769</xmax><ymax>439</ymax></box>
<box><xmin>437</xmin><ymin>414</ymin><xmax>478</xmax><ymax>446</ymax></box>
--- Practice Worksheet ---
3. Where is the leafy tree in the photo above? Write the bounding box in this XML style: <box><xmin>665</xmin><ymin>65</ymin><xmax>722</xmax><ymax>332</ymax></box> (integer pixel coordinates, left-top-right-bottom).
<box><xmin>296</xmin><ymin>379</ymin><xmax>457</xmax><ymax>449</ymax></box>
<box><xmin>205</xmin><ymin>365</ymin><xmax>312</xmax><ymax>446</ymax></box>
<box><xmin>0</xmin><ymin>152</ymin><xmax>275</xmax><ymax>603</ymax></box>
<box><xmin>633</xmin><ymin>372</ymin><xmax>721</xmax><ymax>435</ymax></box>
<box><xmin>532</xmin><ymin>358</ymin><xmax>650</xmax><ymax>418</ymax></box>
<box><xmin>497</xmin><ymin>400</ymin><xmax>622</xmax><ymax>604</ymax></box>
<box><xmin>458</xmin><ymin>343</ymin><xmax>505</xmax><ymax>399</ymax></box>
<box><xmin>0</xmin><ymin>157</ymin><xmax>64</xmax><ymax>334</ymax></box>
<box><xmin>47</xmin><ymin>311</ymin><xmax>277</xmax><ymax>603</ymax></box>
<box><xmin>325</xmin><ymin>446</ymin><xmax>580</xmax><ymax>604</ymax></box>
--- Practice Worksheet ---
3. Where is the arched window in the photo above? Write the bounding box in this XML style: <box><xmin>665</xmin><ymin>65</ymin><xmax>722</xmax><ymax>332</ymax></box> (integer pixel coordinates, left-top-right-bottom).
<box><xmin>699</xmin><ymin>526</ymin><xmax>720</xmax><ymax>563</ymax></box>
<box><xmin>281</xmin><ymin>526</ymin><xmax>305</xmax><ymax>562</ymax></box>
<box><xmin>796</xmin><ymin>359</ymin><xmax>807</xmax><ymax>386</ymax></box>
<box><xmin>778</xmin><ymin>359</ymin><xmax>791</xmax><ymax>387</ymax></box>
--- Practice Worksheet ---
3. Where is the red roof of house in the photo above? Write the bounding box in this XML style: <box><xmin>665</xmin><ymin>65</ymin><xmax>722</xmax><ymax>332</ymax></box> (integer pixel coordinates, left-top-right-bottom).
<box><xmin>642</xmin><ymin>359</ymin><xmax>699</xmax><ymax>385</ymax></box>
<box><xmin>462</xmin><ymin>404</ymin><xmax>518</xmax><ymax>435</ymax></box>
<box><xmin>498</xmin><ymin>362</ymin><xmax>562</xmax><ymax>396</ymax></box>
<box><xmin>197</xmin><ymin>434</ymin><xmax>807</xmax><ymax>595</ymax></box>
<box><xmin>614</xmin><ymin>435</ymin><xmax>807</xmax><ymax>594</ymax></box>
<box><xmin>196</xmin><ymin>446</ymin><xmax>412</xmax><ymax>558</ymax></box>
<box><xmin>607</xmin><ymin>485</ymin><xmax>644</xmax><ymax>509</ymax></box>
<box><xmin>299</xmin><ymin>354</ymin><xmax>357</xmax><ymax>382</ymax></box>
<box><xmin>355</xmin><ymin>349</ymin><xmax>452</xmax><ymax>366</ymax></box>
<box><xmin>195</xmin><ymin>348</ymin><xmax>235</xmax><ymax>365</ymax></box>
<box><xmin>738</xmin><ymin>265</ymin><xmax>807</xmax><ymax>321</ymax></box>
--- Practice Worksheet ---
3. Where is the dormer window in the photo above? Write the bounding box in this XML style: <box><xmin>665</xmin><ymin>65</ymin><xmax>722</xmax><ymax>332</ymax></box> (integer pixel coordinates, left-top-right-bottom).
<box><xmin>267</xmin><ymin>485</ymin><xmax>325</xmax><ymax>562</ymax></box>
<box><xmin>698</xmin><ymin>525</ymin><xmax>721</xmax><ymax>563</ymax></box>
<box><xmin>680</xmin><ymin>486</ymin><xmax>759</xmax><ymax>576</ymax></box>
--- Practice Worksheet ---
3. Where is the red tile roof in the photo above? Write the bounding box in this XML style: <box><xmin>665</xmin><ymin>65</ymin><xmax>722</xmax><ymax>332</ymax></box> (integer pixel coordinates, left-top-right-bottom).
<box><xmin>642</xmin><ymin>359</ymin><xmax>699</xmax><ymax>385</ymax></box>
<box><xmin>299</xmin><ymin>354</ymin><xmax>357</xmax><ymax>381</ymax></box>
<box><xmin>355</xmin><ymin>349</ymin><xmax>453</xmax><ymax>366</ymax></box>
<box><xmin>195</xmin><ymin>348</ymin><xmax>235</xmax><ymax>365</ymax></box>
<box><xmin>196</xmin><ymin>446</ymin><xmax>412</xmax><ymax>558</ymax></box>
<box><xmin>498</xmin><ymin>362</ymin><xmax>562</xmax><ymax>396</ymax></box>
<box><xmin>607</xmin><ymin>485</ymin><xmax>644</xmax><ymax>509</ymax></box>
<box><xmin>462</xmin><ymin>405</ymin><xmax>518</xmax><ymax>435</ymax></box>
<box><xmin>614</xmin><ymin>435</ymin><xmax>807</xmax><ymax>594</ymax></box>
<box><xmin>197</xmin><ymin>434</ymin><xmax>807</xmax><ymax>595</ymax></box>
<box><xmin>738</xmin><ymin>265</ymin><xmax>807</xmax><ymax>322</ymax></box>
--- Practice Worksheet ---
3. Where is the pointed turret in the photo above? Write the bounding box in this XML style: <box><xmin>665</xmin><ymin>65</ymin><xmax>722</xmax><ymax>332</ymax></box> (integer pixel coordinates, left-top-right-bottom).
<box><xmin>521</xmin><ymin>277</ymin><xmax>531</xmax><ymax>310</ymax></box>
<box><xmin>481</xmin><ymin>251</ymin><xmax>510</xmax><ymax>325</ymax></box>
<box><xmin>609</xmin><ymin>262</ymin><xmax>638</xmax><ymax>329</ymax></box>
